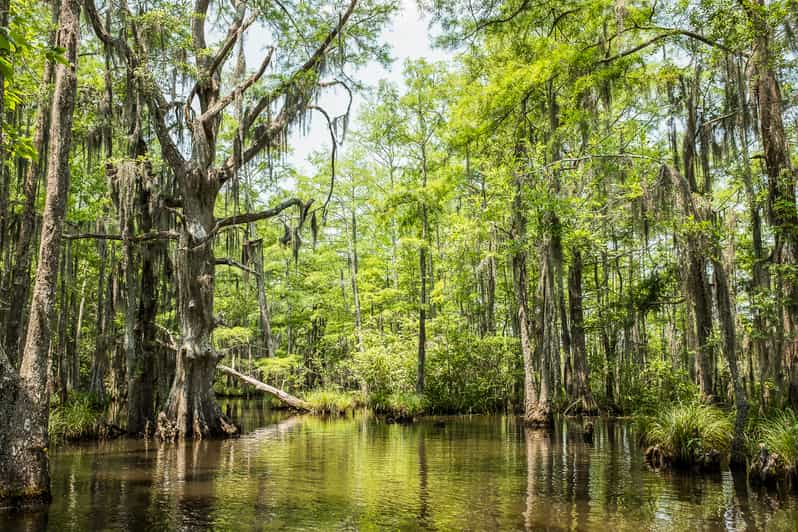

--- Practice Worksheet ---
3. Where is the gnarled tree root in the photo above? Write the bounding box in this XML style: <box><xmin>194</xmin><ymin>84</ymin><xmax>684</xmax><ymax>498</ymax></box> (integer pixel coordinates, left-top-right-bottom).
<box><xmin>524</xmin><ymin>407</ymin><xmax>553</xmax><ymax>427</ymax></box>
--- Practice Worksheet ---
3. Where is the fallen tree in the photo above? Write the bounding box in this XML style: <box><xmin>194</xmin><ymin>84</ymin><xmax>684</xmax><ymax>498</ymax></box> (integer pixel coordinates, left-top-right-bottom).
<box><xmin>217</xmin><ymin>364</ymin><xmax>311</xmax><ymax>411</ymax></box>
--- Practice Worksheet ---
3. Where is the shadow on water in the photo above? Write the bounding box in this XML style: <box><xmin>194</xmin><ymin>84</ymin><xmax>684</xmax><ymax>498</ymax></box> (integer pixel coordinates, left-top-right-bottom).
<box><xmin>3</xmin><ymin>402</ymin><xmax>798</xmax><ymax>530</ymax></box>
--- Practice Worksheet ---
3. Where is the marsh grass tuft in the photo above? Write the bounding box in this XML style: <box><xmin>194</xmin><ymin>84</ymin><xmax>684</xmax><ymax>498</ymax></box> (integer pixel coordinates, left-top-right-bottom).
<box><xmin>304</xmin><ymin>389</ymin><xmax>357</xmax><ymax>415</ymax></box>
<box><xmin>639</xmin><ymin>402</ymin><xmax>732</xmax><ymax>468</ymax></box>
<box><xmin>49</xmin><ymin>393</ymin><xmax>105</xmax><ymax>443</ymax></box>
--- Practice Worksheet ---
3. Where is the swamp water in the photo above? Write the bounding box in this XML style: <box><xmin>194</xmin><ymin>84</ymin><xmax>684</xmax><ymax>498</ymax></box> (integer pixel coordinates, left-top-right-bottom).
<box><xmin>2</xmin><ymin>399</ymin><xmax>798</xmax><ymax>531</ymax></box>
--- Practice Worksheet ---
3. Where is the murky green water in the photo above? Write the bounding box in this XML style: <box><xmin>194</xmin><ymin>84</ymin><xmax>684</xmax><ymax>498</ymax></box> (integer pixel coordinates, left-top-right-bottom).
<box><xmin>3</xmin><ymin>399</ymin><xmax>798</xmax><ymax>530</ymax></box>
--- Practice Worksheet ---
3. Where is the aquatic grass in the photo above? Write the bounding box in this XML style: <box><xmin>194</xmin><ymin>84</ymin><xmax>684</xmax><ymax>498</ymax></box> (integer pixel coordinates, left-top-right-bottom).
<box><xmin>49</xmin><ymin>394</ymin><xmax>104</xmax><ymax>443</ymax></box>
<box><xmin>371</xmin><ymin>391</ymin><xmax>426</xmax><ymax>420</ymax></box>
<box><xmin>304</xmin><ymin>389</ymin><xmax>356</xmax><ymax>415</ymax></box>
<box><xmin>643</xmin><ymin>402</ymin><xmax>732</xmax><ymax>467</ymax></box>
<box><xmin>753</xmin><ymin>409</ymin><xmax>798</xmax><ymax>471</ymax></box>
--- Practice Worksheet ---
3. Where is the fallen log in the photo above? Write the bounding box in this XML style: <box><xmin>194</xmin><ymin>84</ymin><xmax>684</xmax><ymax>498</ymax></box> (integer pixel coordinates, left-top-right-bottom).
<box><xmin>217</xmin><ymin>364</ymin><xmax>311</xmax><ymax>411</ymax></box>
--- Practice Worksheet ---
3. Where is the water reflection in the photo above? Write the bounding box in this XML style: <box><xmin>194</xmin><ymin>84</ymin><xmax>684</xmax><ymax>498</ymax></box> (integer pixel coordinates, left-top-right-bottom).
<box><xmin>2</xmin><ymin>403</ymin><xmax>798</xmax><ymax>530</ymax></box>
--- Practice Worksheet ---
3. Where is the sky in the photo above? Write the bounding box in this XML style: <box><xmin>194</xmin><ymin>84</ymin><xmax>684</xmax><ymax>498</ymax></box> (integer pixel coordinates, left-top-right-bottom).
<box><xmin>286</xmin><ymin>0</ymin><xmax>448</xmax><ymax>174</ymax></box>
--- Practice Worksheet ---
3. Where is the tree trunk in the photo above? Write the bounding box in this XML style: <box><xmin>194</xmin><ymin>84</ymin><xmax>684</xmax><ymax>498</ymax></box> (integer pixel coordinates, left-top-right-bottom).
<box><xmin>712</xmin><ymin>255</ymin><xmax>748</xmax><ymax>467</ymax></box>
<box><xmin>157</xmin><ymin>174</ymin><xmax>236</xmax><ymax>440</ymax></box>
<box><xmin>0</xmin><ymin>0</ymin><xmax>79</xmax><ymax>505</ymax></box>
<box><xmin>512</xmin><ymin>173</ymin><xmax>549</xmax><ymax>426</ymax></box>
<box><xmin>531</xmin><ymin>237</ymin><xmax>556</xmax><ymax>425</ymax></box>
<box><xmin>417</xmin><ymin>153</ymin><xmax>429</xmax><ymax>394</ymax></box>
<box><xmin>744</xmin><ymin>0</ymin><xmax>798</xmax><ymax>408</ymax></box>
<box><xmin>251</xmin><ymin>238</ymin><xmax>275</xmax><ymax>357</ymax></box>
<box><xmin>569</xmin><ymin>249</ymin><xmax>597</xmax><ymax>414</ymax></box>
<box><xmin>349</xmin><ymin>196</ymin><xmax>363</xmax><ymax>352</ymax></box>
<box><xmin>2</xmin><ymin>19</ymin><xmax>55</xmax><ymax>363</ymax></box>
<box><xmin>127</xmin><ymin>163</ymin><xmax>158</xmax><ymax>434</ymax></box>
<box><xmin>89</xmin><ymin>232</ymin><xmax>110</xmax><ymax>401</ymax></box>
<box><xmin>417</xmin><ymin>240</ymin><xmax>427</xmax><ymax>394</ymax></box>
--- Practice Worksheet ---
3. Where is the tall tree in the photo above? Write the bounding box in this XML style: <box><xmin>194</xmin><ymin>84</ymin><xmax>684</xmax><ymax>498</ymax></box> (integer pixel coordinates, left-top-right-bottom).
<box><xmin>0</xmin><ymin>0</ymin><xmax>80</xmax><ymax>505</ymax></box>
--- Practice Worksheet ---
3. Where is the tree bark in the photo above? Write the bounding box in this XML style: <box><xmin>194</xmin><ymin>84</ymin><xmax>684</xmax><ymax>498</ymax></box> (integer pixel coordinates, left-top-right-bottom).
<box><xmin>712</xmin><ymin>255</ymin><xmax>748</xmax><ymax>467</ymax></box>
<box><xmin>157</xmin><ymin>174</ymin><xmax>237</xmax><ymax>440</ymax></box>
<box><xmin>569</xmin><ymin>249</ymin><xmax>597</xmax><ymax>414</ymax></box>
<box><xmin>2</xmin><ymin>12</ymin><xmax>56</xmax><ymax>363</ymax></box>
<box><xmin>127</xmin><ymin>163</ymin><xmax>159</xmax><ymax>434</ymax></box>
<box><xmin>0</xmin><ymin>0</ymin><xmax>79</xmax><ymax>506</ymax></box>
<box><xmin>512</xmin><ymin>173</ymin><xmax>550</xmax><ymax>426</ymax></box>
<box><xmin>743</xmin><ymin>0</ymin><xmax>798</xmax><ymax>408</ymax></box>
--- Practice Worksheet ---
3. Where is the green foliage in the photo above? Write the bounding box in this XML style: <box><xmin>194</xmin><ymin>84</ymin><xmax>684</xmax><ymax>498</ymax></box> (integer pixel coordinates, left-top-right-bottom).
<box><xmin>423</xmin><ymin>331</ymin><xmax>519</xmax><ymax>414</ymax></box>
<box><xmin>639</xmin><ymin>402</ymin><xmax>733</xmax><ymax>466</ymax></box>
<box><xmin>49</xmin><ymin>393</ymin><xmax>105</xmax><ymax>443</ymax></box>
<box><xmin>370</xmin><ymin>391</ymin><xmax>426</xmax><ymax>419</ymax></box>
<box><xmin>623</xmin><ymin>359</ymin><xmax>698</xmax><ymax>415</ymax></box>
<box><xmin>304</xmin><ymin>389</ymin><xmax>358</xmax><ymax>415</ymax></box>
<box><xmin>256</xmin><ymin>355</ymin><xmax>307</xmax><ymax>392</ymax></box>
<box><xmin>749</xmin><ymin>410</ymin><xmax>798</xmax><ymax>472</ymax></box>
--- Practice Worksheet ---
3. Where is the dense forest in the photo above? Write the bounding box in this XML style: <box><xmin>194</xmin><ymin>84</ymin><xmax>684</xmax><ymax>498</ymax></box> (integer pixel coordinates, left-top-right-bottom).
<box><xmin>1</xmin><ymin>0</ymin><xmax>798</xmax><ymax>510</ymax></box>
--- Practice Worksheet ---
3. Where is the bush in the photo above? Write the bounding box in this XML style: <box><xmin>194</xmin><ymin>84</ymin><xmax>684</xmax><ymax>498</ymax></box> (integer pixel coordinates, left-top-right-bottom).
<box><xmin>423</xmin><ymin>329</ymin><xmax>519</xmax><ymax>414</ymax></box>
<box><xmin>640</xmin><ymin>402</ymin><xmax>732</xmax><ymax>468</ymax></box>
<box><xmin>49</xmin><ymin>393</ymin><xmax>104</xmax><ymax>443</ymax></box>
<box><xmin>623</xmin><ymin>359</ymin><xmax>698</xmax><ymax>415</ymax></box>
<box><xmin>304</xmin><ymin>389</ymin><xmax>356</xmax><ymax>415</ymax></box>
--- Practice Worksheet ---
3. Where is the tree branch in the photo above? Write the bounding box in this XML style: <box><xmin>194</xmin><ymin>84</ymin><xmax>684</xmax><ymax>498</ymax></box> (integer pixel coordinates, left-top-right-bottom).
<box><xmin>598</xmin><ymin>27</ymin><xmax>740</xmax><ymax>64</ymax></box>
<box><xmin>63</xmin><ymin>230</ymin><xmax>179</xmax><ymax>241</ymax></box>
<box><xmin>184</xmin><ymin>3</ymin><xmax>257</xmax><ymax>124</ymax></box>
<box><xmin>222</xmin><ymin>0</ymin><xmax>359</xmax><ymax>176</ymax></box>
<box><xmin>216</xmin><ymin>198</ymin><xmax>309</xmax><ymax>229</ymax></box>
<box><xmin>198</xmin><ymin>47</ymin><xmax>275</xmax><ymax>124</ymax></box>
<box><xmin>215</xmin><ymin>257</ymin><xmax>258</xmax><ymax>275</ymax></box>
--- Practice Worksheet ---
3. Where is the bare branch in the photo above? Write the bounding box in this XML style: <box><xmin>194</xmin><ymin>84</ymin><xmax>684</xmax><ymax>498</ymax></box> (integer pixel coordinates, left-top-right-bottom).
<box><xmin>307</xmin><ymin>105</ymin><xmax>338</xmax><ymax>218</ymax></box>
<box><xmin>216</xmin><ymin>198</ymin><xmax>309</xmax><ymax>229</ymax></box>
<box><xmin>198</xmin><ymin>47</ymin><xmax>275</xmax><ymax>124</ymax></box>
<box><xmin>63</xmin><ymin>230</ymin><xmax>179</xmax><ymax>241</ymax></box>
<box><xmin>215</xmin><ymin>257</ymin><xmax>258</xmax><ymax>275</ymax></box>
<box><xmin>222</xmin><ymin>0</ymin><xmax>359</xmax><ymax>176</ymax></box>
<box><xmin>185</xmin><ymin>5</ymin><xmax>257</xmax><ymax>124</ymax></box>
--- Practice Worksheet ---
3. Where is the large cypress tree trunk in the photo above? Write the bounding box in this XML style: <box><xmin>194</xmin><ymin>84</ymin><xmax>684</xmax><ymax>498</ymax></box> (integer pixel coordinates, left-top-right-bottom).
<box><xmin>127</xmin><ymin>163</ymin><xmax>158</xmax><ymax>434</ymax></box>
<box><xmin>0</xmin><ymin>0</ymin><xmax>79</xmax><ymax>505</ymax></box>
<box><xmin>744</xmin><ymin>0</ymin><xmax>798</xmax><ymax>407</ymax></box>
<box><xmin>157</xmin><ymin>173</ymin><xmax>236</xmax><ymax>439</ymax></box>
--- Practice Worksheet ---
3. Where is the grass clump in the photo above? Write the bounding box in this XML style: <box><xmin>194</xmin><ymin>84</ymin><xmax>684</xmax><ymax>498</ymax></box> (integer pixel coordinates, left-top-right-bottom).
<box><xmin>305</xmin><ymin>389</ymin><xmax>356</xmax><ymax>415</ymax></box>
<box><xmin>747</xmin><ymin>409</ymin><xmax>798</xmax><ymax>483</ymax></box>
<box><xmin>757</xmin><ymin>410</ymin><xmax>798</xmax><ymax>470</ymax></box>
<box><xmin>49</xmin><ymin>393</ymin><xmax>105</xmax><ymax>443</ymax></box>
<box><xmin>371</xmin><ymin>392</ymin><xmax>426</xmax><ymax>421</ymax></box>
<box><xmin>640</xmin><ymin>402</ymin><xmax>732</xmax><ymax>469</ymax></box>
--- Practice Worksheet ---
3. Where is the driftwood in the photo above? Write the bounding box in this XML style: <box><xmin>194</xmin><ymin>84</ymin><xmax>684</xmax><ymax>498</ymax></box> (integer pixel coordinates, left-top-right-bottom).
<box><xmin>217</xmin><ymin>364</ymin><xmax>310</xmax><ymax>411</ymax></box>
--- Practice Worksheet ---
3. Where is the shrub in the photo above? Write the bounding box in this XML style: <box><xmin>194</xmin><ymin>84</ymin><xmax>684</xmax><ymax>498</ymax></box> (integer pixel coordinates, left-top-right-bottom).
<box><xmin>641</xmin><ymin>402</ymin><xmax>732</xmax><ymax>468</ymax></box>
<box><xmin>623</xmin><ymin>359</ymin><xmax>698</xmax><ymax>416</ymax></box>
